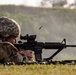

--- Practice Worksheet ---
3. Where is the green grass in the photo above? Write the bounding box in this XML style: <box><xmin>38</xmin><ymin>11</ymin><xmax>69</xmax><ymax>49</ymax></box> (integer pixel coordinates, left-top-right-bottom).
<box><xmin>0</xmin><ymin>64</ymin><xmax>76</xmax><ymax>75</ymax></box>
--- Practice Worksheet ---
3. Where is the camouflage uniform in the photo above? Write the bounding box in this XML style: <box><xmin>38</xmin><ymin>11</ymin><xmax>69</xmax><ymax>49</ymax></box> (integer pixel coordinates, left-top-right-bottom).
<box><xmin>0</xmin><ymin>16</ymin><xmax>23</xmax><ymax>64</ymax></box>
<box><xmin>0</xmin><ymin>42</ymin><xmax>23</xmax><ymax>64</ymax></box>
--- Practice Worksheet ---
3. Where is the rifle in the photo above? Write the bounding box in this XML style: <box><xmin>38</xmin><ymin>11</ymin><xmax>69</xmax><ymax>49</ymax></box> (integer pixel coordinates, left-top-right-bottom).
<box><xmin>14</xmin><ymin>34</ymin><xmax>76</xmax><ymax>64</ymax></box>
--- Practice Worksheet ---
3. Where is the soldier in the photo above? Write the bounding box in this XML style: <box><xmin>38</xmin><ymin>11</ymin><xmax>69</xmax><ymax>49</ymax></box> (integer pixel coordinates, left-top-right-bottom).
<box><xmin>0</xmin><ymin>16</ymin><xmax>23</xmax><ymax>64</ymax></box>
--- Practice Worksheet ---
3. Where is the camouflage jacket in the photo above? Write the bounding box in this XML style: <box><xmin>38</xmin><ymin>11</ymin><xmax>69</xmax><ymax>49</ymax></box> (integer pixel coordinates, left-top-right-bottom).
<box><xmin>0</xmin><ymin>42</ymin><xmax>23</xmax><ymax>64</ymax></box>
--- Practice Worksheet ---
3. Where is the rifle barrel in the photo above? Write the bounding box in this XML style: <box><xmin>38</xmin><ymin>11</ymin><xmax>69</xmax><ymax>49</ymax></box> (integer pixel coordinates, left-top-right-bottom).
<box><xmin>66</xmin><ymin>45</ymin><xmax>76</xmax><ymax>47</ymax></box>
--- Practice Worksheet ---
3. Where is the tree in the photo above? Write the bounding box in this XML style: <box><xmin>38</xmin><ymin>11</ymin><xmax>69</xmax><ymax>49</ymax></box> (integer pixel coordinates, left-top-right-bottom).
<box><xmin>40</xmin><ymin>0</ymin><xmax>67</xmax><ymax>7</ymax></box>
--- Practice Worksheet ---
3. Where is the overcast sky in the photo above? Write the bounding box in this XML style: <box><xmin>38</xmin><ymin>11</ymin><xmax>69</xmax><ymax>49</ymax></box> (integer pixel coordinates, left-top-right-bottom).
<box><xmin>0</xmin><ymin>0</ymin><xmax>42</xmax><ymax>6</ymax></box>
<box><xmin>0</xmin><ymin>0</ymin><xmax>75</xmax><ymax>6</ymax></box>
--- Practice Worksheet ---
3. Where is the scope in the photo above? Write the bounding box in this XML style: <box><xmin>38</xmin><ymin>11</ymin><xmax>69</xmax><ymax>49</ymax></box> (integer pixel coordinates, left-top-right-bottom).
<box><xmin>20</xmin><ymin>34</ymin><xmax>36</xmax><ymax>41</ymax></box>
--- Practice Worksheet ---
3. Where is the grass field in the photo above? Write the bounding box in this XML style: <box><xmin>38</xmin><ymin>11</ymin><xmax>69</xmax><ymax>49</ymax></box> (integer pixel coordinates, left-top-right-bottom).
<box><xmin>0</xmin><ymin>64</ymin><xmax>76</xmax><ymax>75</ymax></box>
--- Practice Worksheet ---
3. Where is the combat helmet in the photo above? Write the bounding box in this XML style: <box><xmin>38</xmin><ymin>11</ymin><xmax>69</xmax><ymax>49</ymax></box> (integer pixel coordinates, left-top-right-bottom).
<box><xmin>0</xmin><ymin>16</ymin><xmax>21</xmax><ymax>38</ymax></box>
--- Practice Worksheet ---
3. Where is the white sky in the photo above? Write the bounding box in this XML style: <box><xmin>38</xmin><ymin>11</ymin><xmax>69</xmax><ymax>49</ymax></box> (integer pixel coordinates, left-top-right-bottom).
<box><xmin>23</xmin><ymin>0</ymin><xmax>42</xmax><ymax>6</ymax></box>
<box><xmin>67</xmin><ymin>0</ymin><xmax>75</xmax><ymax>4</ymax></box>
<box><xmin>0</xmin><ymin>0</ymin><xmax>22</xmax><ymax>5</ymax></box>
<box><xmin>0</xmin><ymin>0</ymin><xmax>75</xmax><ymax>6</ymax></box>
<box><xmin>0</xmin><ymin>0</ymin><xmax>42</xmax><ymax>6</ymax></box>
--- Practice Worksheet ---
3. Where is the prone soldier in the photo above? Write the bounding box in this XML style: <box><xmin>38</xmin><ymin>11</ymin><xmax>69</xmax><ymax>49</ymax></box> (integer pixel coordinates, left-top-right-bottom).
<box><xmin>0</xmin><ymin>16</ymin><xmax>24</xmax><ymax>64</ymax></box>
<box><xmin>0</xmin><ymin>16</ymin><xmax>34</xmax><ymax>64</ymax></box>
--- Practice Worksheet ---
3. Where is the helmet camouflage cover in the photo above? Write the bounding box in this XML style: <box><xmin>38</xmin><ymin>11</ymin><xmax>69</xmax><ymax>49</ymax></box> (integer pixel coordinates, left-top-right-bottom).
<box><xmin>0</xmin><ymin>16</ymin><xmax>21</xmax><ymax>37</ymax></box>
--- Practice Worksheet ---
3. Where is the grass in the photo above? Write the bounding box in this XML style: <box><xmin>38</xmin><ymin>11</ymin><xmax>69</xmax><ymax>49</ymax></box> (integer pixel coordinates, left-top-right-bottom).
<box><xmin>0</xmin><ymin>64</ymin><xmax>76</xmax><ymax>75</ymax></box>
